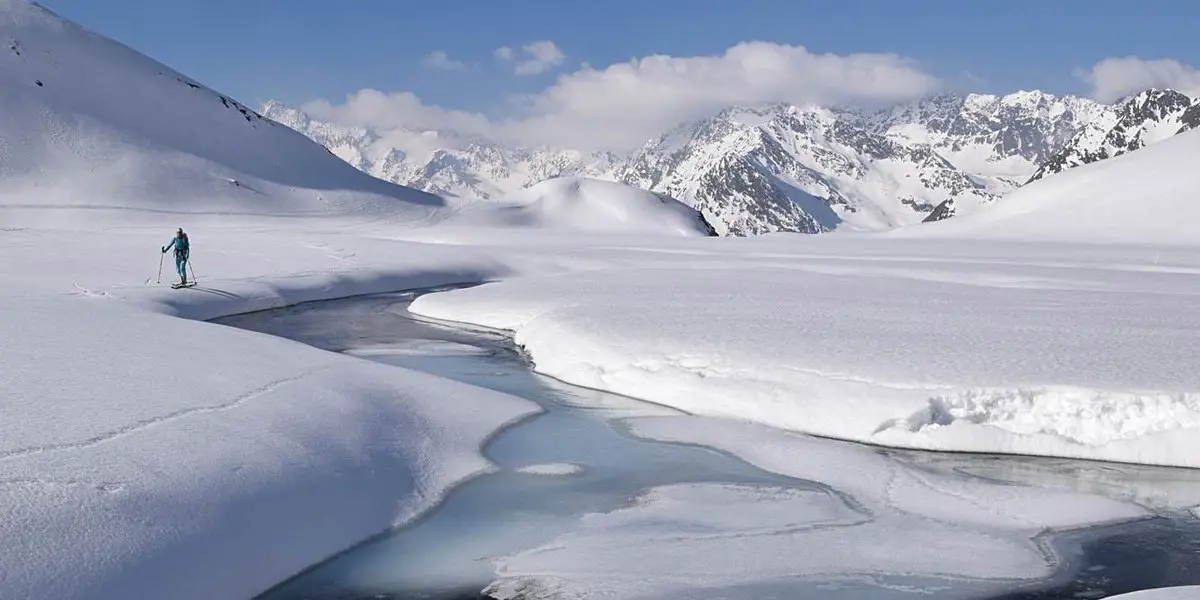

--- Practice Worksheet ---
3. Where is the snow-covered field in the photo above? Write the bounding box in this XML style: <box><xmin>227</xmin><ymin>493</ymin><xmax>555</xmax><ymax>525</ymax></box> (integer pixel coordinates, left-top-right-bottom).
<box><xmin>5</xmin><ymin>0</ymin><xmax>1200</xmax><ymax>598</ymax></box>
<box><xmin>20</xmin><ymin>221</ymin><xmax>1200</xmax><ymax>599</ymax></box>
<box><xmin>0</xmin><ymin>292</ymin><xmax>540</xmax><ymax>600</ymax></box>
<box><xmin>15</xmin><ymin>211</ymin><xmax>1200</xmax><ymax>599</ymax></box>
<box><xmin>409</xmin><ymin>232</ymin><xmax>1200</xmax><ymax>468</ymax></box>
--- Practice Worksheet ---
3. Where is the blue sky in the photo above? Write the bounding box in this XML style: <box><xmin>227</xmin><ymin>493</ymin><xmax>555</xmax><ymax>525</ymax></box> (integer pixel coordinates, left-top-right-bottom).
<box><xmin>40</xmin><ymin>0</ymin><xmax>1200</xmax><ymax>106</ymax></box>
<box><xmin>37</xmin><ymin>0</ymin><xmax>1200</xmax><ymax>150</ymax></box>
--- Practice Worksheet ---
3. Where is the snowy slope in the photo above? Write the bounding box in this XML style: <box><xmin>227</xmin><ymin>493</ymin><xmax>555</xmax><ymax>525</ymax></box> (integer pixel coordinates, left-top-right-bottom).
<box><xmin>903</xmin><ymin>127</ymin><xmax>1200</xmax><ymax>245</ymax></box>
<box><xmin>1027</xmin><ymin>89</ymin><xmax>1197</xmax><ymax>183</ymax></box>
<box><xmin>0</xmin><ymin>0</ymin><xmax>717</xmax><ymax>239</ymax></box>
<box><xmin>0</xmin><ymin>0</ymin><xmax>442</xmax><ymax>221</ymax></box>
<box><xmin>448</xmin><ymin>176</ymin><xmax>717</xmax><ymax>236</ymax></box>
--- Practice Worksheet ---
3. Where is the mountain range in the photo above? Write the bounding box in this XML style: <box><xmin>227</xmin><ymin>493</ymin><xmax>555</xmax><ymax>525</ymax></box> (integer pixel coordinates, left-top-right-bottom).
<box><xmin>263</xmin><ymin>90</ymin><xmax>1199</xmax><ymax>237</ymax></box>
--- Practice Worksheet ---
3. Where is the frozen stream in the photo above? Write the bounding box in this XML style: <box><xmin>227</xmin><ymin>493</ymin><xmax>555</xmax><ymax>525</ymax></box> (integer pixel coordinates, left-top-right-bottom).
<box><xmin>213</xmin><ymin>288</ymin><xmax>1200</xmax><ymax>600</ymax></box>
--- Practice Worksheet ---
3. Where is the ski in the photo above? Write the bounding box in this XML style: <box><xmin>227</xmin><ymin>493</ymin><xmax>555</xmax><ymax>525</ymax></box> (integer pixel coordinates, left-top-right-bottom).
<box><xmin>171</xmin><ymin>282</ymin><xmax>197</xmax><ymax>289</ymax></box>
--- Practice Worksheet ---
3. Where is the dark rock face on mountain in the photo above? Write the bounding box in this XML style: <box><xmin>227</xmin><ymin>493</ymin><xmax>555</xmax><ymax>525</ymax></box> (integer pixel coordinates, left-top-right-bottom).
<box><xmin>1028</xmin><ymin>89</ymin><xmax>1197</xmax><ymax>183</ymax></box>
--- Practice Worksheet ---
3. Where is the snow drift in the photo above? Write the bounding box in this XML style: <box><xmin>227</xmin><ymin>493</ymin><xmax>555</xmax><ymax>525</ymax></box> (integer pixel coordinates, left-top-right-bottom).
<box><xmin>901</xmin><ymin>127</ymin><xmax>1200</xmax><ymax>245</ymax></box>
<box><xmin>450</xmin><ymin>177</ymin><xmax>718</xmax><ymax>237</ymax></box>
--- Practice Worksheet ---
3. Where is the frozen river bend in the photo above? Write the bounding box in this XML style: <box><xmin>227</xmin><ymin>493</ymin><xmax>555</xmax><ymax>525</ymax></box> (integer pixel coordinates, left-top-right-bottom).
<box><xmin>219</xmin><ymin>289</ymin><xmax>1200</xmax><ymax>600</ymax></box>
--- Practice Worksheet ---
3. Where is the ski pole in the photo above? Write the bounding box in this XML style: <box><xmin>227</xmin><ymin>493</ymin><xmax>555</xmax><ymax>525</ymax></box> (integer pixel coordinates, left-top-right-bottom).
<box><xmin>188</xmin><ymin>258</ymin><xmax>197</xmax><ymax>284</ymax></box>
<box><xmin>156</xmin><ymin>251</ymin><xmax>165</xmax><ymax>284</ymax></box>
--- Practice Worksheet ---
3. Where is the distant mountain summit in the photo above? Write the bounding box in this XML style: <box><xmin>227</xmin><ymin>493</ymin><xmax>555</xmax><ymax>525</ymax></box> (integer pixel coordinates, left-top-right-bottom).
<box><xmin>1027</xmin><ymin>89</ymin><xmax>1199</xmax><ymax>183</ymax></box>
<box><xmin>264</xmin><ymin>89</ymin><xmax>1194</xmax><ymax>237</ymax></box>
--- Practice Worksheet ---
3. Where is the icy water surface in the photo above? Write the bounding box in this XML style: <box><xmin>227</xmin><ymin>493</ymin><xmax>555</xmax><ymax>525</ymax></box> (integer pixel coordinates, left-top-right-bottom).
<box><xmin>213</xmin><ymin>288</ymin><xmax>1200</xmax><ymax>600</ymax></box>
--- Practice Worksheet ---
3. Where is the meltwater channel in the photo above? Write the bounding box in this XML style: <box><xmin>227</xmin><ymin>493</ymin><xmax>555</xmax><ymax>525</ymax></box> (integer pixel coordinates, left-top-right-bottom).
<box><xmin>212</xmin><ymin>287</ymin><xmax>1200</xmax><ymax>600</ymax></box>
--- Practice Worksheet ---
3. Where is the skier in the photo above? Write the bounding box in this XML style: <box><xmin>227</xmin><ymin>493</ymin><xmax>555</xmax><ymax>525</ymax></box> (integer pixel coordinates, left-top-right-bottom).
<box><xmin>161</xmin><ymin>228</ymin><xmax>190</xmax><ymax>286</ymax></box>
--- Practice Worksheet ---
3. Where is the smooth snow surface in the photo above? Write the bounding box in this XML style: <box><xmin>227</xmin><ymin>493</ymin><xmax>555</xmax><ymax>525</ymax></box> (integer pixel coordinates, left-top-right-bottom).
<box><xmin>0</xmin><ymin>0</ymin><xmax>443</xmax><ymax>222</ymax></box>
<box><xmin>448</xmin><ymin>176</ymin><xmax>716</xmax><ymax>237</ymax></box>
<box><xmin>0</xmin><ymin>294</ymin><xmax>538</xmax><ymax>600</ymax></box>
<box><xmin>901</xmin><ymin>128</ymin><xmax>1200</xmax><ymax>245</ymax></box>
<box><xmin>410</xmin><ymin>239</ymin><xmax>1200</xmax><ymax>468</ymax></box>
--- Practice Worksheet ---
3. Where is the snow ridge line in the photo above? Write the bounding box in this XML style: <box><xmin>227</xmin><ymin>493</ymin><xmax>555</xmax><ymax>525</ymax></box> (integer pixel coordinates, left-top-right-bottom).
<box><xmin>0</xmin><ymin>364</ymin><xmax>345</xmax><ymax>461</ymax></box>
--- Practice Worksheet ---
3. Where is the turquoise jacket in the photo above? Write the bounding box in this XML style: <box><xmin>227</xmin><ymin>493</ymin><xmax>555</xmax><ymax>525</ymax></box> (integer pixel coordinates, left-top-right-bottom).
<box><xmin>164</xmin><ymin>234</ymin><xmax>190</xmax><ymax>258</ymax></box>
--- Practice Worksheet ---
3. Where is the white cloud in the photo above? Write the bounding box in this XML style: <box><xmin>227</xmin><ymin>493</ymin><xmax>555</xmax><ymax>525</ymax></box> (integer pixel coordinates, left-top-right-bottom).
<box><xmin>301</xmin><ymin>90</ymin><xmax>493</xmax><ymax>136</ymax></box>
<box><xmin>509</xmin><ymin>42</ymin><xmax>940</xmax><ymax>148</ymax></box>
<box><xmin>304</xmin><ymin>42</ymin><xmax>943</xmax><ymax>152</ymax></box>
<box><xmin>1079</xmin><ymin>56</ymin><xmax>1200</xmax><ymax>103</ymax></box>
<box><xmin>516</xmin><ymin>41</ymin><xmax>566</xmax><ymax>75</ymax></box>
<box><xmin>495</xmin><ymin>40</ymin><xmax>566</xmax><ymax>76</ymax></box>
<box><xmin>421</xmin><ymin>50</ymin><xmax>466</xmax><ymax>71</ymax></box>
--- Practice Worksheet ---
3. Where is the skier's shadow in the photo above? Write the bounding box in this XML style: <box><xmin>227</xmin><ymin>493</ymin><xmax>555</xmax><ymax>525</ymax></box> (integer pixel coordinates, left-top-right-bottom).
<box><xmin>189</xmin><ymin>286</ymin><xmax>242</xmax><ymax>300</ymax></box>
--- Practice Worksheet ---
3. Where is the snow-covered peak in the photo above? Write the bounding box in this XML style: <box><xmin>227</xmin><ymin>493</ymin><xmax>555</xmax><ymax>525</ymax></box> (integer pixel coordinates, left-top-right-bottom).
<box><xmin>961</xmin><ymin>92</ymin><xmax>999</xmax><ymax>110</ymax></box>
<box><xmin>715</xmin><ymin>103</ymin><xmax>789</xmax><ymax>126</ymax></box>
<box><xmin>266</xmin><ymin>85</ymin><xmax>1198</xmax><ymax>238</ymax></box>
<box><xmin>848</xmin><ymin>91</ymin><xmax>1103</xmax><ymax>185</ymax></box>
<box><xmin>996</xmin><ymin>89</ymin><xmax>1057</xmax><ymax>111</ymax></box>
<box><xmin>1026</xmin><ymin>89</ymin><xmax>1196</xmax><ymax>183</ymax></box>
<box><xmin>259</xmin><ymin>101</ymin><xmax>621</xmax><ymax>202</ymax></box>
